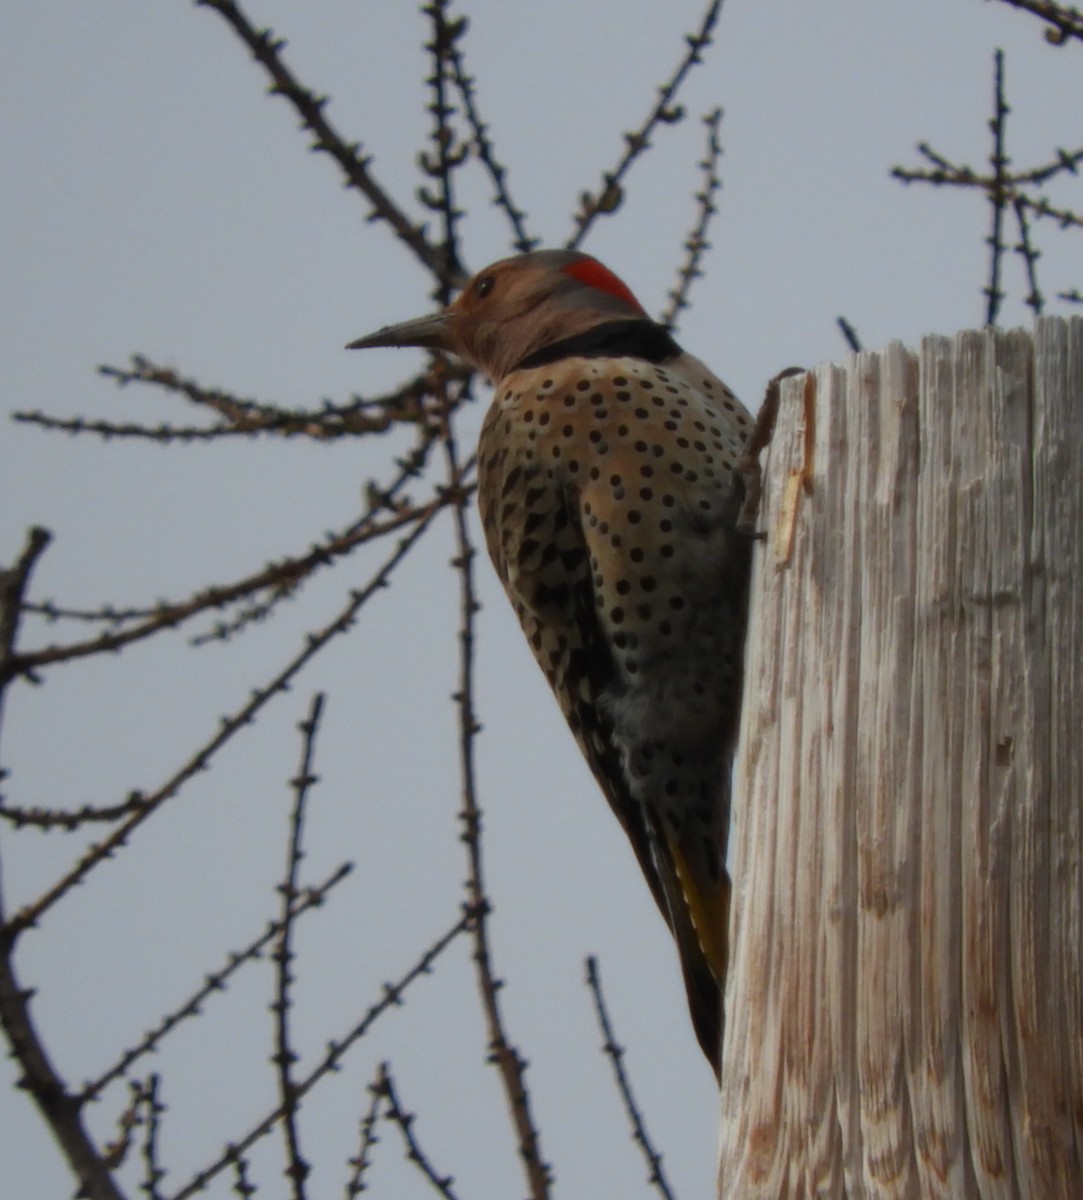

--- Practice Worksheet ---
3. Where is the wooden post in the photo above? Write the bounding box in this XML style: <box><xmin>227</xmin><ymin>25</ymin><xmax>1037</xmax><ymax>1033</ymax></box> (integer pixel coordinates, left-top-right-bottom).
<box><xmin>719</xmin><ymin>318</ymin><xmax>1083</xmax><ymax>1199</ymax></box>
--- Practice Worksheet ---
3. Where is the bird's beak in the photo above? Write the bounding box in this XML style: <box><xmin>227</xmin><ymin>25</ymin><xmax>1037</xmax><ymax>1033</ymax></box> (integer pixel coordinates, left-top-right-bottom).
<box><xmin>345</xmin><ymin>310</ymin><xmax>452</xmax><ymax>352</ymax></box>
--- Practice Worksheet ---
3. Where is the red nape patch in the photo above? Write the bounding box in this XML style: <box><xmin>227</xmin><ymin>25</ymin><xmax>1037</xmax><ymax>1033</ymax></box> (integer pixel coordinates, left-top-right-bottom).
<box><xmin>562</xmin><ymin>257</ymin><xmax>647</xmax><ymax>314</ymax></box>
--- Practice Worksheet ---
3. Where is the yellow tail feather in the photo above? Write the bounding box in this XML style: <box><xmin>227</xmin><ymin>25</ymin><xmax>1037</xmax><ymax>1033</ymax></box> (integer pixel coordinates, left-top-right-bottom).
<box><xmin>666</xmin><ymin>833</ymin><xmax>730</xmax><ymax>987</ymax></box>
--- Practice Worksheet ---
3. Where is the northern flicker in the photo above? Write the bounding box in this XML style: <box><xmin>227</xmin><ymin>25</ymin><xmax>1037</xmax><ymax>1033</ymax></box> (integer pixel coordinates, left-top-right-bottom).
<box><xmin>348</xmin><ymin>249</ymin><xmax>753</xmax><ymax>1075</ymax></box>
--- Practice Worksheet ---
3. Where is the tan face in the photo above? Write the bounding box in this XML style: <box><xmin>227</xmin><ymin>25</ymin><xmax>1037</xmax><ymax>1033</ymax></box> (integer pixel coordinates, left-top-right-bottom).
<box><xmin>443</xmin><ymin>257</ymin><xmax>568</xmax><ymax>374</ymax></box>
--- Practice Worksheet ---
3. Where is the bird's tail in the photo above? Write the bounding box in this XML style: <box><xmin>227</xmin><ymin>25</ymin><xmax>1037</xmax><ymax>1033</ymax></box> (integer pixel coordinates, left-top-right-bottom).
<box><xmin>658</xmin><ymin>827</ymin><xmax>731</xmax><ymax>1079</ymax></box>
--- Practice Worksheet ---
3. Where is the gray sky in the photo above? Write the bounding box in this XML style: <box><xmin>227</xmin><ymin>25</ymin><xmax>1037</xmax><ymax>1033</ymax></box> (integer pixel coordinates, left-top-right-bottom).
<box><xmin>3</xmin><ymin>3</ymin><xmax>1082</xmax><ymax>1198</ymax></box>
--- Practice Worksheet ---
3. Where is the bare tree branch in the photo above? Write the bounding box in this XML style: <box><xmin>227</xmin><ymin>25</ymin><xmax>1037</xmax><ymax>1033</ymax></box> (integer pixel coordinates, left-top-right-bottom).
<box><xmin>436</xmin><ymin>366</ymin><xmax>552</xmax><ymax>1198</ymax></box>
<box><xmin>6</xmin><ymin>499</ymin><xmax>445</xmax><ymax>937</ymax></box>
<box><xmin>271</xmin><ymin>695</ymin><xmax>328</xmax><ymax>1200</ymax></box>
<box><xmin>893</xmin><ymin>44</ymin><xmax>1083</xmax><ymax>320</ymax></box>
<box><xmin>137</xmin><ymin>1076</ymin><xmax>167</xmax><ymax>1200</ymax></box>
<box><xmin>568</xmin><ymin>0</ymin><xmax>725</xmax><ymax>248</ymax></box>
<box><xmin>0</xmin><ymin>526</ymin><xmax>51</xmax><ymax>689</ymax></box>
<box><xmin>80</xmin><ymin>863</ymin><xmax>352</xmax><ymax>1104</ymax></box>
<box><xmin>14</xmin><ymin>356</ymin><xmax>451</xmax><ymax>442</ymax></box>
<box><xmin>984</xmin><ymin>50</ymin><xmax>1010</xmax><ymax>324</ymax></box>
<box><xmin>421</xmin><ymin>1</ymin><xmax>469</xmax><ymax>291</ymax></box>
<box><xmin>170</xmin><ymin>908</ymin><xmax>475</xmax><ymax>1200</ymax></box>
<box><xmin>660</xmin><ymin>107</ymin><xmax>726</xmax><ymax>331</ymax></box>
<box><xmin>345</xmin><ymin>1066</ymin><xmax>385</xmax><ymax>1198</ymax></box>
<box><xmin>0</xmin><ymin>529</ymin><xmax>127</xmax><ymax>1199</ymax></box>
<box><xmin>994</xmin><ymin>0</ymin><xmax>1083</xmax><ymax>44</ymax></box>
<box><xmin>585</xmin><ymin>957</ymin><xmax>677</xmax><ymax>1200</ymax></box>
<box><xmin>447</xmin><ymin>19</ymin><xmax>536</xmax><ymax>252</ymax></box>
<box><xmin>836</xmin><ymin>315</ymin><xmax>863</xmax><ymax>353</ymax></box>
<box><xmin>5</xmin><ymin>476</ymin><xmax>449</xmax><ymax>683</ymax></box>
<box><xmin>375</xmin><ymin>1064</ymin><xmax>461</xmax><ymax>1199</ymax></box>
<box><xmin>194</xmin><ymin>0</ymin><xmax>457</xmax><ymax>284</ymax></box>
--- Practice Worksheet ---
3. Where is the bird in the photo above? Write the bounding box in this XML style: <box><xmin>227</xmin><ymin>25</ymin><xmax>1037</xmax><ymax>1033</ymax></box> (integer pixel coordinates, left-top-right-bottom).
<box><xmin>348</xmin><ymin>249</ymin><xmax>754</xmax><ymax>1076</ymax></box>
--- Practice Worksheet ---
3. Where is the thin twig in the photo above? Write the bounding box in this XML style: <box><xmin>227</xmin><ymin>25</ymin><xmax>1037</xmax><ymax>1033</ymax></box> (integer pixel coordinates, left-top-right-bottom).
<box><xmin>98</xmin><ymin>1080</ymin><xmax>140</xmax><ymax>1175</ymax></box>
<box><xmin>375</xmin><ymin>1064</ymin><xmax>460</xmax><ymax>1199</ymax></box>
<box><xmin>169</xmin><ymin>909</ymin><xmax>475</xmax><ymax>1200</ymax></box>
<box><xmin>993</xmin><ymin>0</ymin><xmax>1083</xmax><ymax>43</ymax></box>
<box><xmin>0</xmin><ymin>527</ymin><xmax>51</xmax><ymax>689</ymax></box>
<box><xmin>345</xmin><ymin>1067</ymin><xmax>385</xmax><ymax>1198</ymax></box>
<box><xmin>5</xmin><ymin>501</ymin><xmax>445</xmax><ymax>938</ymax></box>
<box><xmin>80</xmin><ymin>864</ymin><xmax>352</xmax><ymax>1103</ymax></box>
<box><xmin>892</xmin><ymin>43</ymin><xmax>1083</xmax><ymax>317</ymax></box>
<box><xmin>194</xmin><ymin>0</ymin><xmax>456</xmax><ymax>284</ymax></box>
<box><xmin>894</xmin><ymin>139</ymin><xmax>1083</xmax><ymax>191</ymax></box>
<box><xmin>138</xmin><ymin>1075</ymin><xmax>168</xmax><ymax>1200</ymax></box>
<box><xmin>15</xmin><ymin>359</ymin><xmax>446</xmax><ymax>442</ymax></box>
<box><xmin>436</xmin><ymin>366</ymin><xmax>552</xmax><ymax>1199</ymax></box>
<box><xmin>230</xmin><ymin>1154</ymin><xmax>258</xmax><ymax>1199</ymax></box>
<box><xmin>1017</xmin><ymin>190</ymin><xmax>1083</xmax><ymax>229</ymax></box>
<box><xmin>836</xmin><ymin>316</ymin><xmax>863</xmax><ymax>353</ymax></box>
<box><xmin>568</xmin><ymin>0</ymin><xmax>724</xmax><ymax>249</ymax></box>
<box><xmin>2</xmin><ymin>434</ymin><xmax>449</xmax><ymax>686</ymax></box>
<box><xmin>984</xmin><ymin>50</ymin><xmax>1010</xmax><ymax>325</ymax></box>
<box><xmin>584</xmin><ymin>957</ymin><xmax>676</xmax><ymax>1200</ymax></box>
<box><xmin>0</xmin><ymin>529</ymin><xmax>125</xmax><ymax>1200</ymax></box>
<box><xmin>5</xmin><ymin>438</ymin><xmax>457</xmax><ymax>677</ymax></box>
<box><xmin>447</xmin><ymin>25</ymin><xmax>536</xmax><ymax>252</ymax></box>
<box><xmin>421</xmin><ymin>1</ymin><xmax>468</xmax><ymax>292</ymax></box>
<box><xmin>271</xmin><ymin>695</ymin><xmax>328</xmax><ymax>1200</ymax></box>
<box><xmin>12</xmin><ymin>429</ymin><xmax>437</xmax><ymax>645</ymax></box>
<box><xmin>1013</xmin><ymin>195</ymin><xmax>1045</xmax><ymax>313</ymax></box>
<box><xmin>660</xmin><ymin>107</ymin><xmax>725</xmax><ymax>331</ymax></box>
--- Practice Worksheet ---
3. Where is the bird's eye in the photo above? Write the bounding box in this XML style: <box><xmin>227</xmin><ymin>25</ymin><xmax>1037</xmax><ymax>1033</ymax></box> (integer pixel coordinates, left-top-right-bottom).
<box><xmin>475</xmin><ymin>275</ymin><xmax>495</xmax><ymax>298</ymax></box>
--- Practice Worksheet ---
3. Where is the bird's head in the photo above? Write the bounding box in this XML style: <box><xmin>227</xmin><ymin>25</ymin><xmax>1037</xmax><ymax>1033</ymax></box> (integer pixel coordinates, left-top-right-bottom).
<box><xmin>347</xmin><ymin>249</ymin><xmax>649</xmax><ymax>381</ymax></box>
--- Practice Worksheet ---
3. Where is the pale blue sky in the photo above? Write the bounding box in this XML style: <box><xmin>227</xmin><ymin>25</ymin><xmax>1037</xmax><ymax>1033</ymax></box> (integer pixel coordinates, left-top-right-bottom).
<box><xmin>3</xmin><ymin>3</ymin><xmax>1081</xmax><ymax>1198</ymax></box>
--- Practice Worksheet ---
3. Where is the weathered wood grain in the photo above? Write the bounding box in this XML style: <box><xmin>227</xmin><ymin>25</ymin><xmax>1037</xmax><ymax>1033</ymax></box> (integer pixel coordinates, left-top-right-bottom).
<box><xmin>719</xmin><ymin>320</ymin><xmax>1083</xmax><ymax>1199</ymax></box>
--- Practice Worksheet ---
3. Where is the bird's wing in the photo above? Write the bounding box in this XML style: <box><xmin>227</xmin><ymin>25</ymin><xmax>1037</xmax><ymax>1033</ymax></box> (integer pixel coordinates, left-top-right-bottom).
<box><xmin>477</xmin><ymin>433</ymin><xmax>669</xmax><ymax>919</ymax></box>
